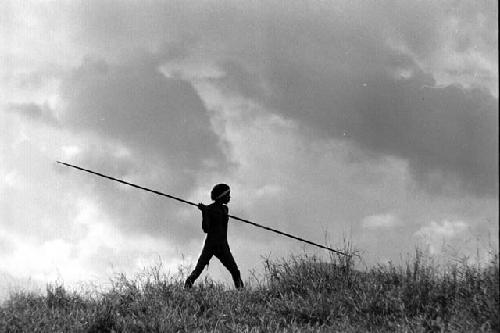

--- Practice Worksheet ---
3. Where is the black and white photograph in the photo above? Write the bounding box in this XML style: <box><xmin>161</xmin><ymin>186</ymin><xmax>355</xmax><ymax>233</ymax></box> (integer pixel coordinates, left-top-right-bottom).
<box><xmin>0</xmin><ymin>1</ymin><xmax>498</xmax><ymax>331</ymax></box>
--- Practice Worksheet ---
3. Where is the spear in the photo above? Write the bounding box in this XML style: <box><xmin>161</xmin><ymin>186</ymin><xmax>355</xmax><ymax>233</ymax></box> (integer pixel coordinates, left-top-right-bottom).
<box><xmin>56</xmin><ymin>161</ymin><xmax>350</xmax><ymax>256</ymax></box>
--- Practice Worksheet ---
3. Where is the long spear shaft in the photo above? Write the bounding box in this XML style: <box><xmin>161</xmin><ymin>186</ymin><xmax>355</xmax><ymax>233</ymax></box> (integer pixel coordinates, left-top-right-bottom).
<box><xmin>56</xmin><ymin>161</ymin><xmax>349</xmax><ymax>256</ymax></box>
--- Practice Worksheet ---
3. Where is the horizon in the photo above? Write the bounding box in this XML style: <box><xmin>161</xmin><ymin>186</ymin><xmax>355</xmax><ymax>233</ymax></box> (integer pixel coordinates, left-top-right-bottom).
<box><xmin>1</xmin><ymin>0</ymin><xmax>498</xmax><ymax>299</ymax></box>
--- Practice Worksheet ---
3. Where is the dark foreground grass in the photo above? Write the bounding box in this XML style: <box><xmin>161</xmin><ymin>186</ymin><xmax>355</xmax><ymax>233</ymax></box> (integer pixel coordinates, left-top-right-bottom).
<box><xmin>0</xmin><ymin>251</ymin><xmax>498</xmax><ymax>332</ymax></box>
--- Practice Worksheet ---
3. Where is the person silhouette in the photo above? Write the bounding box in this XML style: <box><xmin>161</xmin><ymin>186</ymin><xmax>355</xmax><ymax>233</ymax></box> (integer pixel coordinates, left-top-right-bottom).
<box><xmin>184</xmin><ymin>184</ymin><xmax>244</xmax><ymax>289</ymax></box>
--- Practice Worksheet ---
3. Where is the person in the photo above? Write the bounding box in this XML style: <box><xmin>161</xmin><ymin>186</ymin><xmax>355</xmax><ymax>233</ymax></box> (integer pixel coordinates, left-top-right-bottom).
<box><xmin>184</xmin><ymin>184</ymin><xmax>244</xmax><ymax>289</ymax></box>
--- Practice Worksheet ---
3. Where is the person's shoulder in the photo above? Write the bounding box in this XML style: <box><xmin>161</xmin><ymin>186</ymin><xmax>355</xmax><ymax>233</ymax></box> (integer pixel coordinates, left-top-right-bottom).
<box><xmin>206</xmin><ymin>202</ymin><xmax>220</xmax><ymax>213</ymax></box>
<box><xmin>207</xmin><ymin>202</ymin><xmax>218</xmax><ymax>209</ymax></box>
<box><xmin>208</xmin><ymin>202</ymin><xmax>228</xmax><ymax>214</ymax></box>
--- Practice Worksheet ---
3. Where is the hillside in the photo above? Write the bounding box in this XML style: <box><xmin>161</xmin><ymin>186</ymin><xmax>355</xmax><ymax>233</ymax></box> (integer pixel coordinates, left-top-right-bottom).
<box><xmin>1</xmin><ymin>251</ymin><xmax>498</xmax><ymax>332</ymax></box>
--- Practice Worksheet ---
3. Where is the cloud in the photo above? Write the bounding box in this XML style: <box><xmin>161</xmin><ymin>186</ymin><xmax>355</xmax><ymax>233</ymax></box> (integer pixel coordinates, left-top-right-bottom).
<box><xmin>59</xmin><ymin>56</ymin><xmax>225</xmax><ymax>174</ymax></box>
<box><xmin>8</xmin><ymin>103</ymin><xmax>45</xmax><ymax>119</ymax></box>
<box><xmin>197</xmin><ymin>1</ymin><xmax>498</xmax><ymax>197</ymax></box>
<box><xmin>400</xmin><ymin>1</ymin><xmax>498</xmax><ymax>94</ymax></box>
<box><xmin>0</xmin><ymin>0</ymin><xmax>497</xmax><ymax>290</ymax></box>
<box><xmin>362</xmin><ymin>214</ymin><xmax>400</xmax><ymax>229</ymax></box>
<box><xmin>192</xmin><ymin>83</ymin><xmax>417</xmax><ymax>259</ymax></box>
<box><xmin>414</xmin><ymin>219</ymin><xmax>470</xmax><ymax>255</ymax></box>
<box><xmin>416</xmin><ymin>220</ymin><xmax>469</xmax><ymax>239</ymax></box>
<box><xmin>0</xmin><ymin>197</ymin><xmax>186</xmax><ymax>284</ymax></box>
<box><xmin>7</xmin><ymin>102</ymin><xmax>58</xmax><ymax>125</ymax></box>
<box><xmin>38</xmin><ymin>55</ymin><xmax>232</xmax><ymax>241</ymax></box>
<box><xmin>0</xmin><ymin>112</ymin><xmax>195</xmax><ymax>294</ymax></box>
<box><xmin>4</xmin><ymin>0</ymin><xmax>497</xmax><ymax>198</ymax></box>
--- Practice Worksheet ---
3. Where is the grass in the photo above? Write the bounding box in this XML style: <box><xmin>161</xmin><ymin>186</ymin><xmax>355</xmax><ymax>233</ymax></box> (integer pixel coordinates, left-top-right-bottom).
<box><xmin>0</xmin><ymin>249</ymin><xmax>498</xmax><ymax>332</ymax></box>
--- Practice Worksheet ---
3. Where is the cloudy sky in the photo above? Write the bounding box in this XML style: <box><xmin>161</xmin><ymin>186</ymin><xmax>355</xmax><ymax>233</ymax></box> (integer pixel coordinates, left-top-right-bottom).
<box><xmin>1</xmin><ymin>0</ymin><xmax>498</xmax><ymax>295</ymax></box>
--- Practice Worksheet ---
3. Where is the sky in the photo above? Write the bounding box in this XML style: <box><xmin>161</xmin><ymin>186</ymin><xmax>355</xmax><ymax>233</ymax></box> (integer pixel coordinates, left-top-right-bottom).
<box><xmin>0</xmin><ymin>0</ymin><xmax>498</xmax><ymax>297</ymax></box>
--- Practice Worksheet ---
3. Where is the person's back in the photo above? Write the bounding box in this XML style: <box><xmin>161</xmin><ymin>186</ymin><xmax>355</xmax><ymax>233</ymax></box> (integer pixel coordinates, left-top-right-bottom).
<box><xmin>203</xmin><ymin>202</ymin><xmax>229</xmax><ymax>244</ymax></box>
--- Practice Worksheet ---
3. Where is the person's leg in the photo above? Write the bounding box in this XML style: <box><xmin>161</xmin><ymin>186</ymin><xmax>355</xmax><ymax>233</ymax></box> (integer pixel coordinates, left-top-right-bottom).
<box><xmin>215</xmin><ymin>243</ymin><xmax>244</xmax><ymax>289</ymax></box>
<box><xmin>185</xmin><ymin>243</ymin><xmax>213</xmax><ymax>288</ymax></box>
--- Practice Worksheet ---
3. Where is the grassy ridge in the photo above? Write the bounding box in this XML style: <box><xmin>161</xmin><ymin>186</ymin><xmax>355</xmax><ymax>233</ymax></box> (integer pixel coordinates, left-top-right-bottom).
<box><xmin>0</xmin><ymin>251</ymin><xmax>498</xmax><ymax>332</ymax></box>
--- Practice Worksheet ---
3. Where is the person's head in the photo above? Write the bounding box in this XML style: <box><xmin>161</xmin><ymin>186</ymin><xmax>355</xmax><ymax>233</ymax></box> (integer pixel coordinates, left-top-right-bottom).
<box><xmin>211</xmin><ymin>183</ymin><xmax>230</xmax><ymax>204</ymax></box>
